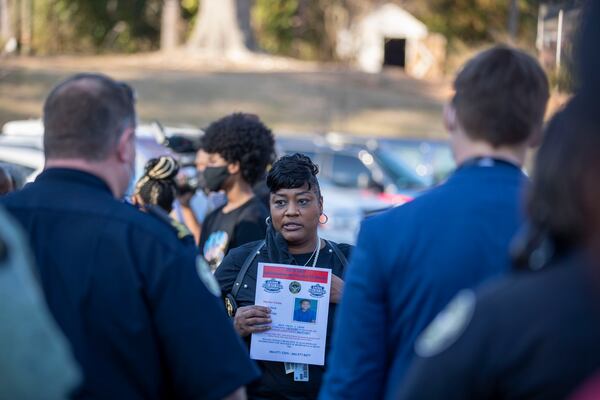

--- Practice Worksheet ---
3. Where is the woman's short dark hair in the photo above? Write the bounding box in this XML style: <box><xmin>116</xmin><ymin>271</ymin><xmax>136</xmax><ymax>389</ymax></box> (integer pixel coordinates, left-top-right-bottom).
<box><xmin>201</xmin><ymin>113</ymin><xmax>275</xmax><ymax>185</ymax></box>
<box><xmin>267</xmin><ymin>153</ymin><xmax>321</xmax><ymax>196</ymax></box>
<box><xmin>134</xmin><ymin>156</ymin><xmax>179</xmax><ymax>213</ymax></box>
<box><xmin>513</xmin><ymin>95</ymin><xmax>600</xmax><ymax>267</ymax></box>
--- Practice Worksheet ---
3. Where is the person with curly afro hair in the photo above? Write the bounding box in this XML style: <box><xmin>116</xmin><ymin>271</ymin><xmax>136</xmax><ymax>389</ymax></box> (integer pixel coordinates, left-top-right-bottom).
<box><xmin>197</xmin><ymin>113</ymin><xmax>275</xmax><ymax>270</ymax></box>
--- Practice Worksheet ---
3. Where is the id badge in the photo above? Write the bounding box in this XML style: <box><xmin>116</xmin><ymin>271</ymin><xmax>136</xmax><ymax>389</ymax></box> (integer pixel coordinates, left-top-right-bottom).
<box><xmin>285</xmin><ymin>362</ymin><xmax>295</xmax><ymax>374</ymax></box>
<box><xmin>294</xmin><ymin>363</ymin><xmax>309</xmax><ymax>382</ymax></box>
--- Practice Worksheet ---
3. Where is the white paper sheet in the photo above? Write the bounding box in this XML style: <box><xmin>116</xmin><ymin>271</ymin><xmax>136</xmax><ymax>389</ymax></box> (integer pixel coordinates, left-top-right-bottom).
<box><xmin>250</xmin><ymin>262</ymin><xmax>331</xmax><ymax>366</ymax></box>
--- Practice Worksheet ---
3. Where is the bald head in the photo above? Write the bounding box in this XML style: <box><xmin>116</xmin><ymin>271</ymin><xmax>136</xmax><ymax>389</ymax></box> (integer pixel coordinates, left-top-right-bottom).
<box><xmin>43</xmin><ymin>73</ymin><xmax>136</xmax><ymax>161</ymax></box>
<box><xmin>0</xmin><ymin>167</ymin><xmax>14</xmax><ymax>195</ymax></box>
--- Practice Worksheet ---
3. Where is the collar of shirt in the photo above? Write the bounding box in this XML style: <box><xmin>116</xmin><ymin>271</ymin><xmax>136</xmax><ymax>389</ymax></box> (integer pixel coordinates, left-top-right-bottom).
<box><xmin>458</xmin><ymin>156</ymin><xmax>522</xmax><ymax>171</ymax></box>
<box><xmin>448</xmin><ymin>157</ymin><xmax>526</xmax><ymax>184</ymax></box>
<box><xmin>36</xmin><ymin>168</ymin><xmax>113</xmax><ymax>195</ymax></box>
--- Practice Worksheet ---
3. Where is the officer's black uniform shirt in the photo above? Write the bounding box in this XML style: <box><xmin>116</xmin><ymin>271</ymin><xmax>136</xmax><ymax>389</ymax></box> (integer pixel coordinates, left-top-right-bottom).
<box><xmin>1</xmin><ymin>168</ymin><xmax>260</xmax><ymax>399</ymax></box>
<box><xmin>397</xmin><ymin>251</ymin><xmax>600</xmax><ymax>400</ymax></box>
<box><xmin>199</xmin><ymin>196</ymin><xmax>268</xmax><ymax>269</ymax></box>
<box><xmin>215</xmin><ymin>233</ymin><xmax>352</xmax><ymax>400</ymax></box>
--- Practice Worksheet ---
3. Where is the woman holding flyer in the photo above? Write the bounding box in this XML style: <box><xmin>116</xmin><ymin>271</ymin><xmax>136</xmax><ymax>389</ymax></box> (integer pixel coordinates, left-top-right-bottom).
<box><xmin>215</xmin><ymin>153</ymin><xmax>352</xmax><ymax>399</ymax></box>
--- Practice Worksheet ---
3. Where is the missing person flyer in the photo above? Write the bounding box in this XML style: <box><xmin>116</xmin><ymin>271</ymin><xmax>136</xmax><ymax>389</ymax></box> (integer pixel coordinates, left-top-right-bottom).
<box><xmin>250</xmin><ymin>262</ymin><xmax>331</xmax><ymax>366</ymax></box>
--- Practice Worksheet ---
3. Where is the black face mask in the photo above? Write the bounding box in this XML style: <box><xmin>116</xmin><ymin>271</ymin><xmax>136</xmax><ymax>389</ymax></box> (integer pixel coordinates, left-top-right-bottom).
<box><xmin>203</xmin><ymin>166</ymin><xmax>230</xmax><ymax>193</ymax></box>
<box><xmin>196</xmin><ymin>170</ymin><xmax>209</xmax><ymax>194</ymax></box>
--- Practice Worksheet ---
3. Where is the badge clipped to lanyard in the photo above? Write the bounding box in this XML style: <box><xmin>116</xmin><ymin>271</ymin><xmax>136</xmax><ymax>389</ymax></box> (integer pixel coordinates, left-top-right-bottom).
<box><xmin>287</xmin><ymin>237</ymin><xmax>320</xmax><ymax>382</ymax></box>
<box><xmin>285</xmin><ymin>362</ymin><xmax>310</xmax><ymax>382</ymax></box>
<box><xmin>294</xmin><ymin>363</ymin><xmax>309</xmax><ymax>382</ymax></box>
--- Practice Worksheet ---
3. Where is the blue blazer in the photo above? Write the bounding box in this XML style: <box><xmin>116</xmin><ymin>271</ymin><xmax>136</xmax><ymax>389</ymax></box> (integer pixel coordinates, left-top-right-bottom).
<box><xmin>320</xmin><ymin>160</ymin><xmax>527</xmax><ymax>400</ymax></box>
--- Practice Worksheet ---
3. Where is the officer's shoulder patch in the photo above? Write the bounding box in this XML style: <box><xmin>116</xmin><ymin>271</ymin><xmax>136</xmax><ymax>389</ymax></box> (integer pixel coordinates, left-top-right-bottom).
<box><xmin>415</xmin><ymin>289</ymin><xmax>476</xmax><ymax>358</ymax></box>
<box><xmin>145</xmin><ymin>205</ymin><xmax>192</xmax><ymax>241</ymax></box>
<box><xmin>196</xmin><ymin>256</ymin><xmax>221</xmax><ymax>297</ymax></box>
<box><xmin>170</xmin><ymin>219</ymin><xmax>192</xmax><ymax>240</ymax></box>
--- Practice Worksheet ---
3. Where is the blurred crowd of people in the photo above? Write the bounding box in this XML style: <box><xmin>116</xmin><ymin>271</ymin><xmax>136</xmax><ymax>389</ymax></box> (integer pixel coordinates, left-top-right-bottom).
<box><xmin>2</xmin><ymin>1</ymin><xmax>600</xmax><ymax>399</ymax></box>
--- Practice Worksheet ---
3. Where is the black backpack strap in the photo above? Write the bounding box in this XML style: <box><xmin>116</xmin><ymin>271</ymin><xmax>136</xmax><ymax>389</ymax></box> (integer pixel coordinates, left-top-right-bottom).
<box><xmin>326</xmin><ymin>240</ymin><xmax>348</xmax><ymax>267</ymax></box>
<box><xmin>231</xmin><ymin>240</ymin><xmax>265</xmax><ymax>299</ymax></box>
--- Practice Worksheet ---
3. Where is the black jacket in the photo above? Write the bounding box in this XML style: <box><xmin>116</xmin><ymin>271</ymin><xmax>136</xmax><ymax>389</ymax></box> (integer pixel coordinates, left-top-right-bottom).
<box><xmin>215</xmin><ymin>225</ymin><xmax>352</xmax><ymax>400</ymax></box>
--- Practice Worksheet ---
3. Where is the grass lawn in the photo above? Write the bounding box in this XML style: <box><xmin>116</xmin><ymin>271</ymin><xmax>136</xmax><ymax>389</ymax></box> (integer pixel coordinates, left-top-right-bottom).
<box><xmin>0</xmin><ymin>53</ymin><xmax>449</xmax><ymax>138</ymax></box>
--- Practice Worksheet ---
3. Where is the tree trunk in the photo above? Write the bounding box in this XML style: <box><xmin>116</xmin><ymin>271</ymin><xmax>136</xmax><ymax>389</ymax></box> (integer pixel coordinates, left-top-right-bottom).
<box><xmin>19</xmin><ymin>0</ymin><xmax>32</xmax><ymax>54</ymax></box>
<box><xmin>508</xmin><ymin>0</ymin><xmax>519</xmax><ymax>42</ymax></box>
<box><xmin>186</xmin><ymin>0</ymin><xmax>248</xmax><ymax>57</ymax></box>
<box><xmin>161</xmin><ymin>0</ymin><xmax>180</xmax><ymax>51</ymax></box>
<box><xmin>0</xmin><ymin>0</ymin><xmax>12</xmax><ymax>40</ymax></box>
<box><xmin>235</xmin><ymin>0</ymin><xmax>255</xmax><ymax>50</ymax></box>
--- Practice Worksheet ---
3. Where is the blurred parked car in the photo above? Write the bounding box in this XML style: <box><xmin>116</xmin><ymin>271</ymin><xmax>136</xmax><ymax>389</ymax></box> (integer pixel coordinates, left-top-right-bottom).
<box><xmin>0</xmin><ymin>119</ymin><xmax>203</xmax><ymax>192</ymax></box>
<box><xmin>276</xmin><ymin>133</ymin><xmax>455</xmax><ymax>243</ymax></box>
<box><xmin>278</xmin><ymin>135</ymin><xmax>427</xmax><ymax>193</ymax></box>
<box><xmin>278</xmin><ymin>135</ymin><xmax>416</xmax><ymax>243</ymax></box>
<box><xmin>0</xmin><ymin>134</ymin><xmax>44</xmax><ymax>188</ymax></box>
<box><xmin>324</xmin><ymin>133</ymin><xmax>455</xmax><ymax>187</ymax></box>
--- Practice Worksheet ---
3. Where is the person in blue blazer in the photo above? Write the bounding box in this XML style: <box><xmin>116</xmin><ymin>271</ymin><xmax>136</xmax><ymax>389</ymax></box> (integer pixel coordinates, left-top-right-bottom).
<box><xmin>320</xmin><ymin>45</ymin><xmax>550</xmax><ymax>400</ymax></box>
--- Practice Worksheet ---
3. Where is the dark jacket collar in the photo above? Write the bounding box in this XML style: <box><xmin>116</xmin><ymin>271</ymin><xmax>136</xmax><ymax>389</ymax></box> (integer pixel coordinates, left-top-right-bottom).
<box><xmin>265</xmin><ymin>223</ymin><xmax>297</xmax><ymax>265</ymax></box>
<box><xmin>36</xmin><ymin>168</ymin><xmax>113</xmax><ymax>195</ymax></box>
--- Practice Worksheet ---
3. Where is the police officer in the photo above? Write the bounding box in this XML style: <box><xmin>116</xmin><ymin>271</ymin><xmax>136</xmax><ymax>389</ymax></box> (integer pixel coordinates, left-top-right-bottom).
<box><xmin>397</xmin><ymin>94</ymin><xmax>600</xmax><ymax>400</ymax></box>
<box><xmin>1</xmin><ymin>73</ymin><xmax>259</xmax><ymax>399</ymax></box>
<box><xmin>321</xmin><ymin>46</ymin><xmax>550</xmax><ymax>400</ymax></box>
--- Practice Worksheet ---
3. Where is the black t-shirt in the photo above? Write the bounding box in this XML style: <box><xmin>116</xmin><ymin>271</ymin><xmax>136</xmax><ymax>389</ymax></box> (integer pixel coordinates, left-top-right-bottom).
<box><xmin>215</xmin><ymin>240</ymin><xmax>353</xmax><ymax>400</ymax></box>
<box><xmin>397</xmin><ymin>252</ymin><xmax>600</xmax><ymax>400</ymax></box>
<box><xmin>199</xmin><ymin>197</ymin><xmax>268</xmax><ymax>270</ymax></box>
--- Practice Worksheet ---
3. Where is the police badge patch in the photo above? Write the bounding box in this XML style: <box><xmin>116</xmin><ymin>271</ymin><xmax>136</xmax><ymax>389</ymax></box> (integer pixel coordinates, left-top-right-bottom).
<box><xmin>263</xmin><ymin>279</ymin><xmax>283</xmax><ymax>293</ymax></box>
<box><xmin>289</xmin><ymin>281</ymin><xmax>301</xmax><ymax>294</ymax></box>
<box><xmin>308</xmin><ymin>284</ymin><xmax>327</xmax><ymax>298</ymax></box>
<box><xmin>196</xmin><ymin>256</ymin><xmax>221</xmax><ymax>297</ymax></box>
<box><xmin>414</xmin><ymin>289</ymin><xmax>476</xmax><ymax>358</ymax></box>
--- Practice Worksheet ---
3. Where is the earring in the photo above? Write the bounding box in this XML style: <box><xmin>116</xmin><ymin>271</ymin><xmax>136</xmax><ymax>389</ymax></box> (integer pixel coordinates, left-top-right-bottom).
<box><xmin>265</xmin><ymin>216</ymin><xmax>271</xmax><ymax>225</ymax></box>
<box><xmin>319</xmin><ymin>213</ymin><xmax>329</xmax><ymax>225</ymax></box>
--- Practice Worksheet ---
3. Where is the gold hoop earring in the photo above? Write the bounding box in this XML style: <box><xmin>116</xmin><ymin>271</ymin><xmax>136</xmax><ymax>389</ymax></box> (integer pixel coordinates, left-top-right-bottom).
<box><xmin>319</xmin><ymin>213</ymin><xmax>329</xmax><ymax>225</ymax></box>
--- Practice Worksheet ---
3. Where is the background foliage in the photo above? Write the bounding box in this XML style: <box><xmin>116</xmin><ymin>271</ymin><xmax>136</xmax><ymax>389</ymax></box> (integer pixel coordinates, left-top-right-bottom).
<box><xmin>22</xmin><ymin>0</ymin><xmax>540</xmax><ymax>57</ymax></box>
<box><xmin>409</xmin><ymin>0</ymin><xmax>540</xmax><ymax>43</ymax></box>
<box><xmin>33</xmin><ymin>0</ymin><xmax>162</xmax><ymax>53</ymax></box>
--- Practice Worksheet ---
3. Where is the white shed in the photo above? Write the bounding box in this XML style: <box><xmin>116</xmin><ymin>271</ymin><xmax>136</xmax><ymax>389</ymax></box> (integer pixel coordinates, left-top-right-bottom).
<box><xmin>337</xmin><ymin>3</ymin><xmax>443</xmax><ymax>77</ymax></box>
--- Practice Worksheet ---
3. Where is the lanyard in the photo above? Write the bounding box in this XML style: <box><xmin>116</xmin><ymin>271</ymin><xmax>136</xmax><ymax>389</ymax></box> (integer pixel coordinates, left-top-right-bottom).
<box><xmin>457</xmin><ymin>156</ymin><xmax>521</xmax><ymax>171</ymax></box>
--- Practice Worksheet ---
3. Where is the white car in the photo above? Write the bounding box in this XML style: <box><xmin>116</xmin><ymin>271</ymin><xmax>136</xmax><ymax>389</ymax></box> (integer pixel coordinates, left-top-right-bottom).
<box><xmin>0</xmin><ymin>133</ymin><xmax>44</xmax><ymax>187</ymax></box>
<box><xmin>0</xmin><ymin>119</ymin><xmax>201</xmax><ymax>190</ymax></box>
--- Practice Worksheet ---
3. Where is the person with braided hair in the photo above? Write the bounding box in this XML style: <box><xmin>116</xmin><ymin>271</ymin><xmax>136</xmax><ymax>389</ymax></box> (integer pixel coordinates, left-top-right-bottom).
<box><xmin>132</xmin><ymin>156</ymin><xmax>195</xmax><ymax>243</ymax></box>
<box><xmin>132</xmin><ymin>156</ymin><xmax>180</xmax><ymax>213</ymax></box>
